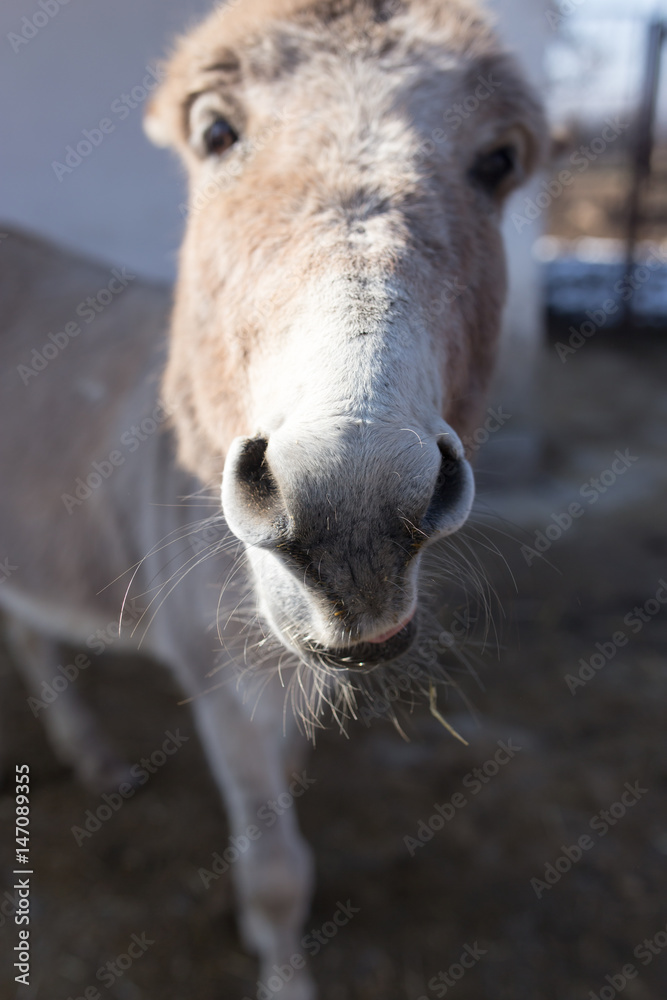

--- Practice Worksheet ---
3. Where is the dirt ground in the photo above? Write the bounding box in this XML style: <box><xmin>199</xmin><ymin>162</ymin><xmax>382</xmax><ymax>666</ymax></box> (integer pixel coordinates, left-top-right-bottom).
<box><xmin>1</xmin><ymin>340</ymin><xmax>666</xmax><ymax>1000</ymax></box>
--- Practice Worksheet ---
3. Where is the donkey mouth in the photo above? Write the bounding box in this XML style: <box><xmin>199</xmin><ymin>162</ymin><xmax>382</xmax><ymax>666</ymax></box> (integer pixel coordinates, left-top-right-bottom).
<box><xmin>311</xmin><ymin>616</ymin><xmax>418</xmax><ymax>671</ymax></box>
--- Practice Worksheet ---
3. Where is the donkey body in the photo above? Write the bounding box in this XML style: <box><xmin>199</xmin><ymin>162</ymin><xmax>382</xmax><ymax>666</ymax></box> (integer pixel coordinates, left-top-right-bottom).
<box><xmin>1</xmin><ymin>2</ymin><xmax>545</xmax><ymax>996</ymax></box>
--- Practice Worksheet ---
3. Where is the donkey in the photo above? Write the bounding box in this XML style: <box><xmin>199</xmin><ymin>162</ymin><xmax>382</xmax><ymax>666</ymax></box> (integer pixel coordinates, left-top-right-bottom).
<box><xmin>0</xmin><ymin>0</ymin><xmax>546</xmax><ymax>996</ymax></box>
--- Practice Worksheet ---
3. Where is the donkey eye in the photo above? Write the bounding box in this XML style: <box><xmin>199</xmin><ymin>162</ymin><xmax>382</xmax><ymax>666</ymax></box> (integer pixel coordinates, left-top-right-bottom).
<box><xmin>203</xmin><ymin>118</ymin><xmax>238</xmax><ymax>156</ymax></box>
<box><xmin>470</xmin><ymin>146</ymin><xmax>516</xmax><ymax>193</ymax></box>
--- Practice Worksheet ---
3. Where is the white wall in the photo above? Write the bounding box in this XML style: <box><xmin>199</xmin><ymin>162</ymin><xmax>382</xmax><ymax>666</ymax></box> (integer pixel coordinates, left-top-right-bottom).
<box><xmin>484</xmin><ymin>0</ymin><xmax>551</xmax><ymax>472</ymax></box>
<box><xmin>0</xmin><ymin>0</ymin><xmax>212</xmax><ymax>281</ymax></box>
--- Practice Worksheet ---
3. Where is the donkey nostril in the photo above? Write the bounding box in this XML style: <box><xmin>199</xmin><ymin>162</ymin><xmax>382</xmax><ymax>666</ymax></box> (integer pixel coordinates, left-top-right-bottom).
<box><xmin>222</xmin><ymin>436</ymin><xmax>287</xmax><ymax>546</ymax></box>
<box><xmin>421</xmin><ymin>438</ymin><xmax>475</xmax><ymax>539</ymax></box>
<box><xmin>234</xmin><ymin>437</ymin><xmax>275</xmax><ymax>498</ymax></box>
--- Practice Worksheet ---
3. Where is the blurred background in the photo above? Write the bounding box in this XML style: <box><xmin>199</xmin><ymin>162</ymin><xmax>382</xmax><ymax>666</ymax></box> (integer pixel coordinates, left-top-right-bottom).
<box><xmin>1</xmin><ymin>1</ymin><xmax>666</xmax><ymax>998</ymax></box>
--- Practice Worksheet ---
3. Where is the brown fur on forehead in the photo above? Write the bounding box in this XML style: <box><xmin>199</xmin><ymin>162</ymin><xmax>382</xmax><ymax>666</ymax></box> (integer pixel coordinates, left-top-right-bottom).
<box><xmin>182</xmin><ymin>0</ymin><xmax>495</xmax><ymax>61</ymax></box>
<box><xmin>146</xmin><ymin>0</ymin><xmax>502</xmax><ymax>147</ymax></box>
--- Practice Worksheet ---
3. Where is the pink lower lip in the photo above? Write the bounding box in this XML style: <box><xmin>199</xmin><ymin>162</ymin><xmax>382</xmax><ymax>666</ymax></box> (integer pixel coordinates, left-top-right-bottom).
<box><xmin>367</xmin><ymin>609</ymin><xmax>416</xmax><ymax>644</ymax></box>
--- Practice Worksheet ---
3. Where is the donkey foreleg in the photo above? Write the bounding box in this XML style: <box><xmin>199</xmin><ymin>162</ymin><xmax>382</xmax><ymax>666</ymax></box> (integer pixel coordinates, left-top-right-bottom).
<box><xmin>186</xmin><ymin>669</ymin><xmax>316</xmax><ymax>1000</ymax></box>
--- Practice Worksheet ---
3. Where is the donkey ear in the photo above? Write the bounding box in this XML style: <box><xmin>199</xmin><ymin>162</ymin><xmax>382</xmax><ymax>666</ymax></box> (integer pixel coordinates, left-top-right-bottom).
<box><xmin>144</xmin><ymin>97</ymin><xmax>172</xmax><ymax>148</ymax></box>
<box><xmin>143</xmin><ymin>64</ymin><xmax>185</xmax><ymax>150</ymax></box>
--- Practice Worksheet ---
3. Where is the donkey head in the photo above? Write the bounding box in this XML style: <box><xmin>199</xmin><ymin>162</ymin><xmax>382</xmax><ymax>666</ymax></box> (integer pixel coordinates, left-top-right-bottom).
<box><xmin>145</xmin><ymin>0</ymin><xmax>546</xmax><ymax>685</ymax></box>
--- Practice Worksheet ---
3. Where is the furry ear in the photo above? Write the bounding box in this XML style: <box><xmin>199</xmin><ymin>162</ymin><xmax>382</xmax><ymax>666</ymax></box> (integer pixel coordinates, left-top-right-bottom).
<box><xmin>143</xmin><ymin>97</ymin><xmax>172</xmax><ymax>148</ymax></box>
<box><xmin>143</xmin><ymin>67</ymin><xmax>183</xmax><ymax>150</ymax></box>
